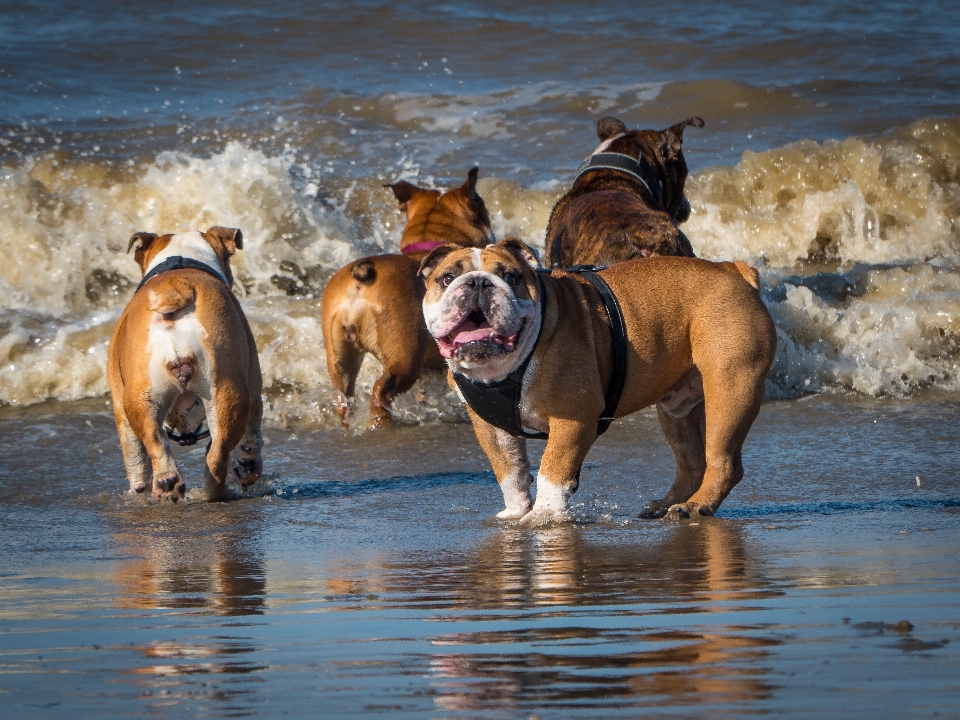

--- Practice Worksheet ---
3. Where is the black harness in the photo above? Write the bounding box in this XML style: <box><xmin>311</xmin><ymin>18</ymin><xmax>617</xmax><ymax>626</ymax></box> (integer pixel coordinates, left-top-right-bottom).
<box><xmin>453</xmin><ymin>267</ymin><xmax>628</xmax><ymax>440</ymax></box>
<box><xmin>136</xmin><ymin>255</ymin><xmax>226</xmax><ymax>447</ymax></box>
<box><xmin>575</xmin><ymin>152</ymin><xmax>664</xmax><ymax>208</ymax></box>
<box><xmin>137</xmin><ymin>255</ymin><xmax>228</xmax><ymax>292</ymax></box>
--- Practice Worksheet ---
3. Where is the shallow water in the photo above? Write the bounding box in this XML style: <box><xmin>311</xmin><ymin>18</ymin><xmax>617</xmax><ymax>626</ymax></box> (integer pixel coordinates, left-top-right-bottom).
<box><xmin>2</xmin><ymin>1</ymin><xmax>960</xmax><ymax>419</ymax></box>
<box><xmin>2</xmin><ymin>394</ymin><xmax>959</xmax><ymax>717</ymax></box>
<box><xmin>3</xmin><ymin>2</ymin><xmax>960</xmax><ymax>716</ymax></box>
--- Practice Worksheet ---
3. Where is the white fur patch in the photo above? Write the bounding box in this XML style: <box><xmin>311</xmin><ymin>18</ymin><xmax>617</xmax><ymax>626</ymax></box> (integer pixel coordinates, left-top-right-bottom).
<box><xmin>526</xmin><ymin>472</ymin><xmax>572</xmax><ymax>518</ymax></box>
<box><xmin>497</xmin><ymin>471</ymin><xmax>533</xmax><ymax>519</ymax></box>
<box><xmin>146</xmin><ymin>311</ymin><xmax>210</xmax><ymax>398</ymax></box>
<box><xmin>593</xmin><ymin>133</ymin><xmax>625</xmax><ymax>155</ymax></box>
<box><xmin>145</xmin><ymin>231</ymin><xmax>228</xmax><ymax>285</ymax></box>
<box><xmin>471</xmin><ymin>248</ymin><xmax>483</xmax><ymax>270</ymax></box>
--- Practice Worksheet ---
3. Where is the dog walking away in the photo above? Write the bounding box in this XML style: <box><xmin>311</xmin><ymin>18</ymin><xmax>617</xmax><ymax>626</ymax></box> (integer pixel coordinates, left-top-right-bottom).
<box><xmin>544</xmin><ymin>116</ymin><xmax>704</xmax><ymax>268</ymax></box>
<box><xmin>321</xmin><ymin>168</ymin><xmax>494</xmax><ymax>428</ymax></box>
<box><xmin>420</xmin><ymin>238</ymin><xmax>775</xmax><ymax>523</ymax></box>
<box><xmin>107</xmin><ymin>226</ymin><xmax>263</xmax><ymax>501</ymax></box>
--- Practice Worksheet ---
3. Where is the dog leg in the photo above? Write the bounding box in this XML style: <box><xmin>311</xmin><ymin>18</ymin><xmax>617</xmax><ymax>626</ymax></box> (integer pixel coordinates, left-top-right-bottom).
<box><xmin>521</xmin><ymin>419</ymin><xmax>596</xmax><ymax>524</ymax></box>
<box><xmin>202</xmin><ymin>391</ymin><xmax>247</xmax><ymax>502</ymax></box>
<box><xmin>325</xmin><ymin>328</ymin><xmax>364</xmax><ymax>429</ymax></box>
<box><xmin>125</xmin><ymin>392</ymin><xmax>185</xmax><ymax>501</ymax></box>
<box><xmin>115</xmin><ymin>411</ymin><xmax>151</xmax><ymax>493</ymax></box>
<box><xmin>640</xmin><ymin>402</ymin><xmax>707</xmax><ymax>519</ymax></box>
<box><xmin>233</xmin><ymin>385</ymin><xmax>264</xmax><ymax>490</ymax></box>
<box><xmin>368</xmin><ymin>365</ymin><xmax>419</xmax><ymax>429</ymax></box>
<box><xmin>667</xmin><ymin>374</ymin><xmax>763</xmax><ymax>519</ymax></box>
<box><xmin>470</xmin><ymin>411</ymin><xmax>533</xmax><ymax>518</ymax></box>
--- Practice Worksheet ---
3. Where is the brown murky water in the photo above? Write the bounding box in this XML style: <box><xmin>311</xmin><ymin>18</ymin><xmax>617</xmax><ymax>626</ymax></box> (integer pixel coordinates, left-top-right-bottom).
<box><xmin>2</xmin><ymin>394</ymin><xmax>959</xmax><ymax>718</ymax></box>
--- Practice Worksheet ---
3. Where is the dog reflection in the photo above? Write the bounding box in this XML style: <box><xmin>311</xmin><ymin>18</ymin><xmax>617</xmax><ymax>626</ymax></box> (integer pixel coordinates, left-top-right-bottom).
<box><xmin>113</xmin><ymin>523</ymin><xmax>265</xmax><ymax>616</ymax></box>
<box><xmin>417</xmin><ymin>522</ymin><xmax>781</xmax><ymax>712</ymax></box>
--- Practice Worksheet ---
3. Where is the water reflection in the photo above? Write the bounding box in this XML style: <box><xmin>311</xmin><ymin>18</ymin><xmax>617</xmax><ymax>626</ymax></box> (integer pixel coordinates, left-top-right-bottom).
<box><xmin>112</xmin><ymin>511</ymin><xmax>266</xmax><ymax>616</ymax></box>
<box><xmin>110</xmin><ymin>507</ymin><xmax>268</xmax><ymax>715</ymax></box>
<box><xmin>386</xmin><ymin>521</ymin><xmax>783</xmax><ymax>713</ymax></box>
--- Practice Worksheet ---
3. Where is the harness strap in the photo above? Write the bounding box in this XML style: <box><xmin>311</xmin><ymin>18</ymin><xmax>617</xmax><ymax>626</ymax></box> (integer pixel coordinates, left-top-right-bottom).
<box><xmin>401</xmin><ymin>240</ymin><xmax>448</xmax><ymax>255</ymax></box>
<box><xmin>454</xmin><ymin>268</ymin><xmax>628</xmax><ymax>439</ymax></box>
<box><xmin>165</xmin><ymin>423</ymin><xmax>210</xmax><ymax>447</ymax></box>
<box><xmin>575</xmin><ymin>152</ymin><xmax>664</xmax><ymax>208</ymax></box>
<box><xmin>137</xmin><ymin>256</ymin><xmax>228</xmax><ymax>292</ymax></box>
<box><xmin>567</xmin><ymin>265</ymin><xmax>628</xmax><ymax>435</ymax></box>
<box><xmin>453</xmin><ymin>274</ymin><xmax>549</xmax><ymax>440</ymax></box>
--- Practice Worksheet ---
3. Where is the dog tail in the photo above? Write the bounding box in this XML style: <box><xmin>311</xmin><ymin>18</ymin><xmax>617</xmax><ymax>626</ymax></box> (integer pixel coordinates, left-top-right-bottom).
<box><xmin>148</xmin><ymin>278</ymin><xmax>196</xmax><ymax>314</ymax></box>
<box><xmin>350</xmin><ymin>259</ymin><xmax>377</xmax><ymax>284</ymax></box>
<box><xmin>728</xmin><ymin>260</ymin><xmax>760</xmax><ymax>290</ymax></box>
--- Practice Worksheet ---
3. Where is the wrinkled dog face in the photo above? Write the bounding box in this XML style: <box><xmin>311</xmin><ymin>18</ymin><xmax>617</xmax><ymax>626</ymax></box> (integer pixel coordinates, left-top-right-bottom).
<box><xmin>421</xmin><ymin>239</ymin><xmax>542</xmax><ymax>379</ymax></box>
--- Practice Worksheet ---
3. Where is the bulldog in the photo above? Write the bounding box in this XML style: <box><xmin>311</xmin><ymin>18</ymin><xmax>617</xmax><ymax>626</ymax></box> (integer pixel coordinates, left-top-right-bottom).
<box><xmin>420</xmin><ymin>238</ymin><xmax>776</xmax><ymax>522</ymax></box>
<box><xmin>321</xmin><ymin>168</ymin><xmax>494</xmax><ymax>428</ymax></box>
<box><xmin>544</xmin><ymin>116</ymin><xmax>704</xmax><ymax>268</ymax></box>
<box><xmin>107</xmin><ymin>226</ymin><xmax>263</xmax><ymax>501</ymax></box>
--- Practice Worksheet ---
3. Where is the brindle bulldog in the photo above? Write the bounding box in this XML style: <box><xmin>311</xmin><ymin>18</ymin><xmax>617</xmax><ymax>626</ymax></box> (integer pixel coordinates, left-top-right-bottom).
<box><xmin>544</xmin><ymin>116</ymin><xmax>704</xmax><ymax>268</ymax></box>
<box><xmin>420</xmin><ymin>238</ymin><xmax>775</xmax><ymax>523</ymax></box>
<box><xmin>320</xmin><ymin>168</ymin><xmax>494</xmax><ymax>428</ymax></box>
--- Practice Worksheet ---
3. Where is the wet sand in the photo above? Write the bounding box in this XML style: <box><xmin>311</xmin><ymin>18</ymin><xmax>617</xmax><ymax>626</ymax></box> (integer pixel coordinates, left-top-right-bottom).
<box><xmin>1</xmin><ymin>394</ymin><xmax>959</xmax><ymax>718</ymax></box>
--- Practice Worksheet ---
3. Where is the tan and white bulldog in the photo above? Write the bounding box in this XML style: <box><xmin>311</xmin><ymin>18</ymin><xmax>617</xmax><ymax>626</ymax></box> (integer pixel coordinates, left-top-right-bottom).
<box><xmin>420</xmin><ymin>238</ymin><xmax>776</xmax><ymax>522</ymax></box>
<box><xmin>321</xmin><ymin>168</ymin><xmax>494</xmax><ymax>428</ymax></box>
<box><xmin>107</xmin><ymin>226</ymin><xmax>263</xmax><ymax>501</ymax></box>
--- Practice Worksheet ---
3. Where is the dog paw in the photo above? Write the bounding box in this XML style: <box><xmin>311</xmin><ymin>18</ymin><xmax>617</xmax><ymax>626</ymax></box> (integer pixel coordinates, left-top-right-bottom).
<box><xmin>153</xmin><ymin>473</ymin><xmax>185</xmax><ymax>501</ymax></box>
<box><xmin>496</xmin><ymin>503</ymin><xmax>532</xmax><ymax>520</ymax></box>
<box><xmin>233</xmin><ymin>458</ymin><xmax>262</xmax><ymax>488</ymax></box>
<box><xmin>638</xmin><ymin>503</ymin><xmax>669</xmax><ymax>519</ymax></box>
<box><xmin>665</xmin><ymin>502</ymin><xmax>714</xmax><ymax>521</ymax></box>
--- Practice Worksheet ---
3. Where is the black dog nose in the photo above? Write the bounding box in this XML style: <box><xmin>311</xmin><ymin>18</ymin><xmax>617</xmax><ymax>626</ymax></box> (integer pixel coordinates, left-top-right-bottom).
<box><xmin>465</xmin><ymin>276</ymin><xmax>493</xmax><ymax>289</ymax></box>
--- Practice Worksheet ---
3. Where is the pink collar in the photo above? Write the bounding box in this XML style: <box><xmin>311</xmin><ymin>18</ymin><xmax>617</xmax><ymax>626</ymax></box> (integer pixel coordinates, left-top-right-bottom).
<box><xmin>401</xmin><ymin>240</ymin><xmax>447</xmax><ymax>255</ymax></box>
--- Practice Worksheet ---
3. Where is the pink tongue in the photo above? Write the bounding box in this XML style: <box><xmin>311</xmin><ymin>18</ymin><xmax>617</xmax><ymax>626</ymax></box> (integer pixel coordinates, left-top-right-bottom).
<box><xmin>453</xmin><ymin>327</ymin><xmax>496</xmax><ymax>345</ymax></box>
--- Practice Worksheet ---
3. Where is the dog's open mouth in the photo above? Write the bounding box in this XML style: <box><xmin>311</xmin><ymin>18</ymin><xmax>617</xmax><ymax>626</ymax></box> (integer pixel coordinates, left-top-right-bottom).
<box><xmin>437</xmin><ymin>308</ymin><xmax>519</xmax><ymax>359</ymax></box>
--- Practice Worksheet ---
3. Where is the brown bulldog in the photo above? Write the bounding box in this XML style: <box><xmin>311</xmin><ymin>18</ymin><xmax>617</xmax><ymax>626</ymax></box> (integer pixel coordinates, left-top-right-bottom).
<box><xmin>544</xmin><ymin>116</ymin><xmax>704</xmax><ymax>268</ymax></box>
<box><xmin>321</xmin><ymin>168</ymin><xmax>494</xmax><ymax>428</ymax></box>
<box><xmin>107</xmin><ymin>227</ymin><xmax>263</xmax><ymax>501</ymax></box>
<box><xmin>420</xmin><ymin>238</ymin><xmax>775</xmax><ymax>523</ymax></box>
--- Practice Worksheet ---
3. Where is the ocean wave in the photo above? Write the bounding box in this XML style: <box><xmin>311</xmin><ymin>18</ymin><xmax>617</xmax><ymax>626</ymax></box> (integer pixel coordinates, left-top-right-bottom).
<box><xmin>2</xmin><ymin>116</ymin><xmax>960</xmax><ymax>418</ymax></box>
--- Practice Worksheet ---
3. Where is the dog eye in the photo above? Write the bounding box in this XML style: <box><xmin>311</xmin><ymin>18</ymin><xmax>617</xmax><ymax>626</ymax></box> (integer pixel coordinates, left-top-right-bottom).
<box><xmin>503</xmin><ymin>272</ymin><xmax>519</xmax><ymax>287</ymax></box>
<box><xmin>440</xmin><ymin>273</ymin><xmax>457</xmax><ymax>287</ymax></box>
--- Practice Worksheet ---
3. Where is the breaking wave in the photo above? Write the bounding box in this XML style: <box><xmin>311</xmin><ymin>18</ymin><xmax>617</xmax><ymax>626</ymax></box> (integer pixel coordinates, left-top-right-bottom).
<box><xmin>2</xmin><ymin>115</ymin><xmax>959</xmax><ymax>425</ymax></box>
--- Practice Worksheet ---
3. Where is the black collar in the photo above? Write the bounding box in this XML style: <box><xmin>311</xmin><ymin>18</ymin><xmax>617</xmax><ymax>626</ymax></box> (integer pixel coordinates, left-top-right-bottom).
<box><xmin>453</xmin><ymin>267</ymin><xmax>628</xmax><ymax>440</ymax></box>
<box><xmin>574</xmin><ymin>152</ymin><xmax>664</xmax><ymax>208</ymax></box>
<box><xmin>137</xmin><ymin>256</ymin><xmax>228</xmax><ymax>292</ymax></box>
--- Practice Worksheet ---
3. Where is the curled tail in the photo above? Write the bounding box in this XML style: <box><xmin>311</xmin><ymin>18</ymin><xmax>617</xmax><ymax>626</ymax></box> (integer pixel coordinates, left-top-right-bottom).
<box><xmin>351</xmin><ymin>259</ymin><xmax>377</xmax><ymax>283</ymax></box>
<box><xmin>148</xmin><ymin>277</ymin><xmax>196</xmax><ymax>314</ymax></box>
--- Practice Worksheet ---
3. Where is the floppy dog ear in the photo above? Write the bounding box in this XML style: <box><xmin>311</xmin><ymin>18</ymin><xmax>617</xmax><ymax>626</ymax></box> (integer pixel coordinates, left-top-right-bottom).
<box><xmin>498</xmin><ymin>237</ymin><xmax>542</xmax><ymax>270</ymax></box>
<box><xmin>127</xmin><ymin>232</ymin><xmax>157</xmax><ymax>255</ymax></box>
<box><xmin>596</xmin><ymin>116</ymin><xmax>628</xmax><ymax>141</ymax></box>
<box><xmin>418</xmin><ymin>243</ymin><xmax>461</xmax><ymax>280</ymax></box>
<box><xmin>387</xmin><ymin>180</ymin><xmax>419</xmax><ymax>210</ymax></box>
<box><xmin>660</xmin><ymin>117</ymin><xmax>704</xmax><ymax>160</ymax></box>
<box><xmin>127</xmin><ymin>232</ymin><xmax>159</xmax><ymax>272</ymax></box>
<box><xmin>461</xmin><ymin>166</ymin><xmax>480</xmax><ymax>200</ymax></box>
<box><xmin>207</xmin><ymin>226</ymin><xmax>243</xmax><ymax>255</ymax></box>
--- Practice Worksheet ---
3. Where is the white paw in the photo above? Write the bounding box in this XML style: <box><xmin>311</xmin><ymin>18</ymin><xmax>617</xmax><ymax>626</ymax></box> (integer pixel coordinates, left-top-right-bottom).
<box><xmin>496</xmin><ymin>504</ymin><xmax>532</xmax><ymax>520</ymax></box>
<box><xmin>497</xmin><ymin>472</ymin><xmax>533</xmax><ymax>519</ymax></box>
<box><xmin>517</xmin><ymin>476</ymin><xmax>572</xmax><ymax>525</ymax></box>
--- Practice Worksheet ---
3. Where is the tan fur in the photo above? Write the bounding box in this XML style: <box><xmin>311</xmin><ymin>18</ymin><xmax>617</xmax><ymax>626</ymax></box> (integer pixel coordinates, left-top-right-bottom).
<box><xmin>421</xmin><ymin>239</ymin><xmax>776</xmax><ymax>521</ymax></box>
<box><xmin>147</xmin><ymin>277</ymin><xmax>196</xmax><ymax>314</ymax></box>
<box><xmin>320</xmin><ymin>168</ymin><xmax>493</xmax><ymax>428</ymax></box>
<box><xmin>107</xmin><ymin>226</ymin><xmax>263</xmax><ymax>501</ymax></box>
